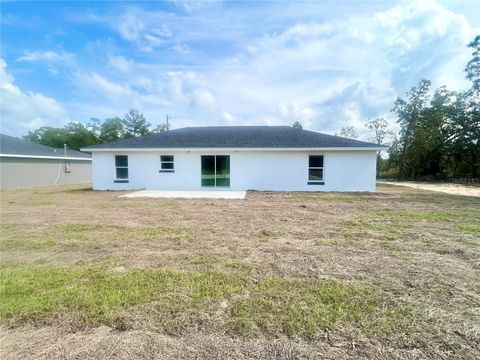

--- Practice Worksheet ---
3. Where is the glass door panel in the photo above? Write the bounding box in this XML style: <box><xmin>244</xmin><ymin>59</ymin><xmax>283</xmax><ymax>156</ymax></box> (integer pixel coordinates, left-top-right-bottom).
<box><xmin>201</xmin><ymin>156</ymin><xmax>215</xmax><ymax>187</ymax></box>
<box><xmin>215</xmin><ymin>156</ymin><xmax>230</xmax><ymax>187</ymax></box>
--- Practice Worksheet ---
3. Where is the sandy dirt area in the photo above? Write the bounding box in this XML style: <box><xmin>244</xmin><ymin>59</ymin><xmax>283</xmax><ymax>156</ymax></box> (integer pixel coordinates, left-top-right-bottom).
<box><xmin>378</xmin><ymin>181</ymin><xmax>480</xmax><ymax>197</ymax></box>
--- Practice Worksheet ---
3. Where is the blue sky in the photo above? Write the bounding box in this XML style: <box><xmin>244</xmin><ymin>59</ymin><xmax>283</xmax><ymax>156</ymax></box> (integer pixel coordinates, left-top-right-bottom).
<box><xmin>1</xmin><ymin>0</ymin><xmax>479</xmax><ymax>138</ymax></box>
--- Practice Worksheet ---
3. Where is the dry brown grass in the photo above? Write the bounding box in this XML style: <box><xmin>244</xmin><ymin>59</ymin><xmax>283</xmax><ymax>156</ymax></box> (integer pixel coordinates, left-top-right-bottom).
<box><xmin>0</xmin><ymin>183</ymin><xmax>479</xmax><ymax>359</ymax></box>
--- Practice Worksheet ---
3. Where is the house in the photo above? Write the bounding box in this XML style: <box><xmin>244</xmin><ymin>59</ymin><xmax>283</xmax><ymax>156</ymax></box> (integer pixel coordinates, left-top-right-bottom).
<box><xmin>82</xmin><ymin>126</ymin><xmax>386</xmax><ymax>192</ymax></box>
<box><xmin>0</xmin><ymin>134</ymin><xmax>92</xmax><ymax>189</ymax></box>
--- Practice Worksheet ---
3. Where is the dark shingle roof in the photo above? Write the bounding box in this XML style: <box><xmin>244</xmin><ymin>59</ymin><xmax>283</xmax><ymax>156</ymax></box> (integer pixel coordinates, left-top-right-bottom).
<box><xmin>84</xmin><ymin>126</ymin><xmax>383</xmax><ymax>150</ymax></box>
<box><xmin>0</xmin><ymin>134</ymin><xmax>91</xmax><ymax>159</ymax></box>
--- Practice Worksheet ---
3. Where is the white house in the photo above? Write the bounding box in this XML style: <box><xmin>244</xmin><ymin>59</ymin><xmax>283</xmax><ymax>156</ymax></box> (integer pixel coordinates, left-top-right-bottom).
<box><xmin>82</xmin><ymin>126</ymin><xmax>386</xmax><ymax>192</ymax></box>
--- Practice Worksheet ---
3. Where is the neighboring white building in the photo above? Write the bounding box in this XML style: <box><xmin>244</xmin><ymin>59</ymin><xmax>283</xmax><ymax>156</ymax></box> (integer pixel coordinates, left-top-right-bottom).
<box><xmin>82</xmin><ymin>126</ymin><xmax>386</xmax><ymax>192</ymax></box>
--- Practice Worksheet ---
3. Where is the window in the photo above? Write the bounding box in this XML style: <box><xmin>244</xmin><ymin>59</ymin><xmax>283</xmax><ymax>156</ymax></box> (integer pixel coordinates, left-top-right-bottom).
<box><xmin>115</xmin><ymin>155</ymin><xmax>128</xmax><ymax>182</ymax></box>
<box><xmin>160</xmin><ymin>155</ymin><xmax>174</xmax><ymax>172</ymax></box>
<box><xmin>308</xmin><ymin>155</ymin><xmax>324</xmax><ymax>185</ymax></box>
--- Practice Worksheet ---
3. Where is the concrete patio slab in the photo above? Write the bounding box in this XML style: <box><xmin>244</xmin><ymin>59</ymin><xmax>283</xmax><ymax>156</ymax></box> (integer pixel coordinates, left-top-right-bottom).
<box><xmin>120</xmin><ymin>190</ymin><xmax>247</xmax><ymax>199</ymax></box>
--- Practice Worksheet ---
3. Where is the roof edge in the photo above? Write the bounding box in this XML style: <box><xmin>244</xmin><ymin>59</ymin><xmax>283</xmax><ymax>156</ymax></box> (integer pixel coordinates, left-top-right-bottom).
<box><xmin>0</xmin><ymin>153</ymin><xmax>92</xmax><ymax>161</ymax></box>
<box><xmin>81</xmin><ymin>146</ymin><xmax>387</xmax><ymax>152</ymax></box>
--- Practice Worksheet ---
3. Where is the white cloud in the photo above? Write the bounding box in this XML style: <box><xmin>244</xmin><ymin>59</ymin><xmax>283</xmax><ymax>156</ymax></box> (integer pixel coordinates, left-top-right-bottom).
<box><xmin>222</xmin><ymin>111</ymin><xmax>236</xmax><ymax>123</ymax></box>
<box><xmin>107</xmin><ymin>55</ymin><xmax>132</xmax><ymax>72</ymax></box>
<box><xmin>73</xmin><ymin>71</ymin><xmax>134</xmax><ymax>100</ymax></box>
<box><xmin>144</xmin><ymin>33</ymin><xmax>164</xmax><ymax>46</ymax></box>
<box><xmin>113</xmin><ymin>9</ymin><xmax>172</xmax><ymax>52</ymax></box>
<box><xmin>172</xmin><ymin>0</ymin><xmax>223</xmax><ymax>13</ymax></box>
<box><xmin>0</xmin><ymin>59</ymin><xmax>69</xmax><ymax>136</ymax></box>
<box><xmin>277</xmin><ymin>103</ymin><xmax>315</xmax><ymax>128</ymax></box>
<box><xmin>169</xmin><ymin>41</ymin><xmax>190</xmax><ymax>54</ymax></box>
<box><xmin>17</xmin><ymin>50</ymin><xmax>74</xmax><ymax>64</ymax></box>
<box><xmin>190</xmin><ymin>88</ymin><xmax>216</xmax><ymax>110</ymax></box>
<box><xmin>373</xmin><ymin>0</ymin><xmax>476</xmax><ymax>90</ymax></box>
<box><xmin>117</xmin><ymin>11</ymin><xmax>144</xmax><ymax>41</ymax></box>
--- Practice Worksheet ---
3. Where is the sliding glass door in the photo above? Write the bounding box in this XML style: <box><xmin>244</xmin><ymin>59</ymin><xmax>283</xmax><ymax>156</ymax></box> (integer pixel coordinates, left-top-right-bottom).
<box><xmin>201</xmin><ymin>155</ymin><xmax>230</xmax><ymax>187</ymax></box>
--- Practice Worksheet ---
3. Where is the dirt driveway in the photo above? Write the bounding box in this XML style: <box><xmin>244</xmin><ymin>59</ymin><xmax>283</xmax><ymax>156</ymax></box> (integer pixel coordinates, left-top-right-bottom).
<box><xmin>378</xmin><ymin>180</ymin><xmax>480</xmax><ymax>197</ymax></box>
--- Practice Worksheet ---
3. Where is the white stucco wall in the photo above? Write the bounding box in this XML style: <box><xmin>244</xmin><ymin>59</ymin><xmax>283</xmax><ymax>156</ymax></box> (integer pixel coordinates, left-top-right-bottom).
<box><xmin>91</xmin><ymin>150</ymin><xmax>377</xmax><ymax>192</ymax></box>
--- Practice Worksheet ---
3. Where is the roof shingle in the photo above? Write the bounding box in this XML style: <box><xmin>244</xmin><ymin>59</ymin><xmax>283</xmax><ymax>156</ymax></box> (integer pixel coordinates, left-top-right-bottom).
<box><xmin>83</xmin><ymin>126</ymin><xmax>383</xmax><ymax>150</ymax></box>
<box><xmin>0</xmin><ymin>134</ymin><xmax>92</xmax><ymax>159</ymax></box>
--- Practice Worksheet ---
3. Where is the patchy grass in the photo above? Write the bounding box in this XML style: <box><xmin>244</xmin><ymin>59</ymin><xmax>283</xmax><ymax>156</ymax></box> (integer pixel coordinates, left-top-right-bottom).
<box><xmin>344</xmin><ymin>219</ymin><xmax>392</xmax><ymax>232</ymax></box>
<box><xmin>229</xmin><ymin>277</ymin><xmax>413</xmax><ymax>339</ymax></box>
<box><xmin>0</xmin><ymin>184</ymin><xmax>479</xmax><ymax>359</ymax></box>
<box><xmin>259</xmin><ymin>229</ymin><xmax>274</xmax><ymax>242</ymax></box>
<box><xmin>96</xmin><ymin>199</ymin><xmax>178</xmax><ymax>209</ymax></box>
<box><xmin>293</xmin><ymin>193</ymin><xmax>360</xmax><ymax>203</ymax></box>
<box><xmin>0</xmin><ymin>264</ymin><xmax>248</xmax><ymax>329</ymax></box>
<box><xmin>184</xmin><ymin>254</ymin><xmax>222</xmax><ymax>266</ymax></box>
<box><xmin>314</xmin><ymin>238</ymin><xmax>338</xmax><ymax>246</ymax></box>
<box><xmin>123</xmin><ymin>227</ymin><xmax>194</xmax><ymax>242</ymax></box>
<box><xmin>225</xmin><ymin>260</ymin><xmax>251</xmax><ymax>272</ymax></box>
<box><xmin>0</xmin><ymin>263</ymin><xmax>412</xmax><ymax>340</ymax></box>
<box><xmin>458</xmin><ymin>223</ymin><xmax>480</xmax><ymax>234</ymax></box>
<box><xmin>2</xmin><ymin>237</ymin><xmax>57</xmax><ymax>250</ymax></box>
<box><xmin>372</xmin><ymin>208</ymin><xmax>480</xmax><ymax>224</ymax></box>
<box><xmin>0</xmin><ymin>222</ymin><xmax>194</xmax><ymax>252</ymax></box>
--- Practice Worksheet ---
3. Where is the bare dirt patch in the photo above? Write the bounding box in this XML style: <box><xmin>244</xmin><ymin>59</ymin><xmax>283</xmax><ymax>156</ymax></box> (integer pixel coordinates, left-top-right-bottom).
<box><xmin>379</xmin><ymin>180</ymin><xmax>480</xmax><ymax>197</ymax></box>
<box><xmin>1</xmin><ymin>184</ymin><xmax>479</xmax><ymax>359</ymax></box>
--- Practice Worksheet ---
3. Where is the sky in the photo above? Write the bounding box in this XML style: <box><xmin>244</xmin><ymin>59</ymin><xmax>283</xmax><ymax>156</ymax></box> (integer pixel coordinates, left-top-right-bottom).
<box><xmin>1</xmin><ymin>0</ymin><xmax>479</xmax><ymax>139</ymax></box>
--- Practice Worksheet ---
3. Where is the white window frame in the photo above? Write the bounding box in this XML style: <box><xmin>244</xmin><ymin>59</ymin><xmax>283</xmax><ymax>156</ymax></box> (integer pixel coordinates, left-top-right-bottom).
<box><xmin>114</xmin><ymin>155</ymin><xmax>129</xmax><ymax>182</ymax></box>
<box><xmin>160</xmin><ymin>155</ymin><xmax>175</xmax><ymax>173</ymax></box>
<box><xmin>308</xmin><ymin>155</ymin><xmax>324</xmax><ymax>184</ymax></box>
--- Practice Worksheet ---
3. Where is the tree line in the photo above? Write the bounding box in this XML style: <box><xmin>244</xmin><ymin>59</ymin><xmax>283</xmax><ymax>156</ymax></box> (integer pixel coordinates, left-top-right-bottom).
<box><xmin>23</xmin><ymin>109</ymin><xmax>170</xmax><ymax>150</ymax></box>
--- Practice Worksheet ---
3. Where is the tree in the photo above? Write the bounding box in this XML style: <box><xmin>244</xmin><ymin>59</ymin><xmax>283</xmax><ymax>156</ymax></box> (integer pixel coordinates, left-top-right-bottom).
<box><xmin>64</xmin><ymin>122</ymin><xmax>99</xmax><ymax>149</ymax></box>
<box><xmin>23</xmin><ymin>127</ymin><xmax>68</xmax><ymax>148</ymax></box>
<box><xmin>100</xmin><ymin>117</ymin><xmax>126</xmax><ymax>142</ymax></box>
<box><xmin>392</xmin><ymin>79</ymin><xmax>431</xmax><ymax>177</ymax></box>
<box><xmin>465</xmin><ymin>35</ymin><xmax>480</xmax><ymax>92</ymax></box>
<box><xmin>292</xmin><ymin>121</ymin><xmax>303</xmax><ymax>130</ymax></box>
<box><xmin>87</xmin><ymin>118</ymin><xmax>101</xmax><ymax>135</ymax></box>
<box><xmin>23</xmin><ymin>123</ymin><xmax>98</xmax><ymax>150</ymax></box>
<box><xmin>152</xmin><ymin>123</ymin><xmax>171</xmax><ymax>133</ymax></box>
<box><xmin>442</xmin><ymin>90</ymin><xmax>480</xmax><ymax>178</ymax></box>
<box><xmin>122</xmin><ymin>109</ymin><xmax>151</xmax><ymax>137</ymax></box>
<box><xmin>365</xmin><ymin>118</ymin><xmax>391</xmax><ymax>145</ymax></box>
<box><xmin>365</xmin><ymin>118</ymin><xmax>392</xmax><ymax>177</ymax></box>
<box><xmin>340</xmin><ymin>126</ymin><xmax>358</xmax><ymax>139</ymax></box>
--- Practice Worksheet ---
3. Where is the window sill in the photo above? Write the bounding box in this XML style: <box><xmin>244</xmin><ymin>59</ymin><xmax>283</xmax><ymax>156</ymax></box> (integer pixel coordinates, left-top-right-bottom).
<box><xmin>114</xmin><ymin>179</ymin><xmax>129</xmax><ymax>183</ymax></box>
<box><xmin>159</xmin><ymin>170</ymin><xmax>175</xmax><ymax>173</ymax></box>
<box><xmin>307</xmin><ymin>181</ymin><xmax>325</xmax><ymax>185</ymax></box>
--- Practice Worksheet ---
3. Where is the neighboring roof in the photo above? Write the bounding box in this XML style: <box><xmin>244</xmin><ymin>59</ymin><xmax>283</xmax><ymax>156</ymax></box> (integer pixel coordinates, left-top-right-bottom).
<box><xmin>0</xmin><ymin>134</ymin><xmax>92</xmax><ymax>160</ymax></box>
<box><xmin>83</xmin><ymin>126</ymin><xmax>385</xmax><ymax>150</ymax></box>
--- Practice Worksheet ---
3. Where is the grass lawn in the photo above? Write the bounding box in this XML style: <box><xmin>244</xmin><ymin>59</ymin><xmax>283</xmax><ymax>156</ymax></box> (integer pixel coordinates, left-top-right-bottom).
<box><xmin>0</xmin><ymin>184</ymin><xmax>479</xmax><ymax>359</ymax></box>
